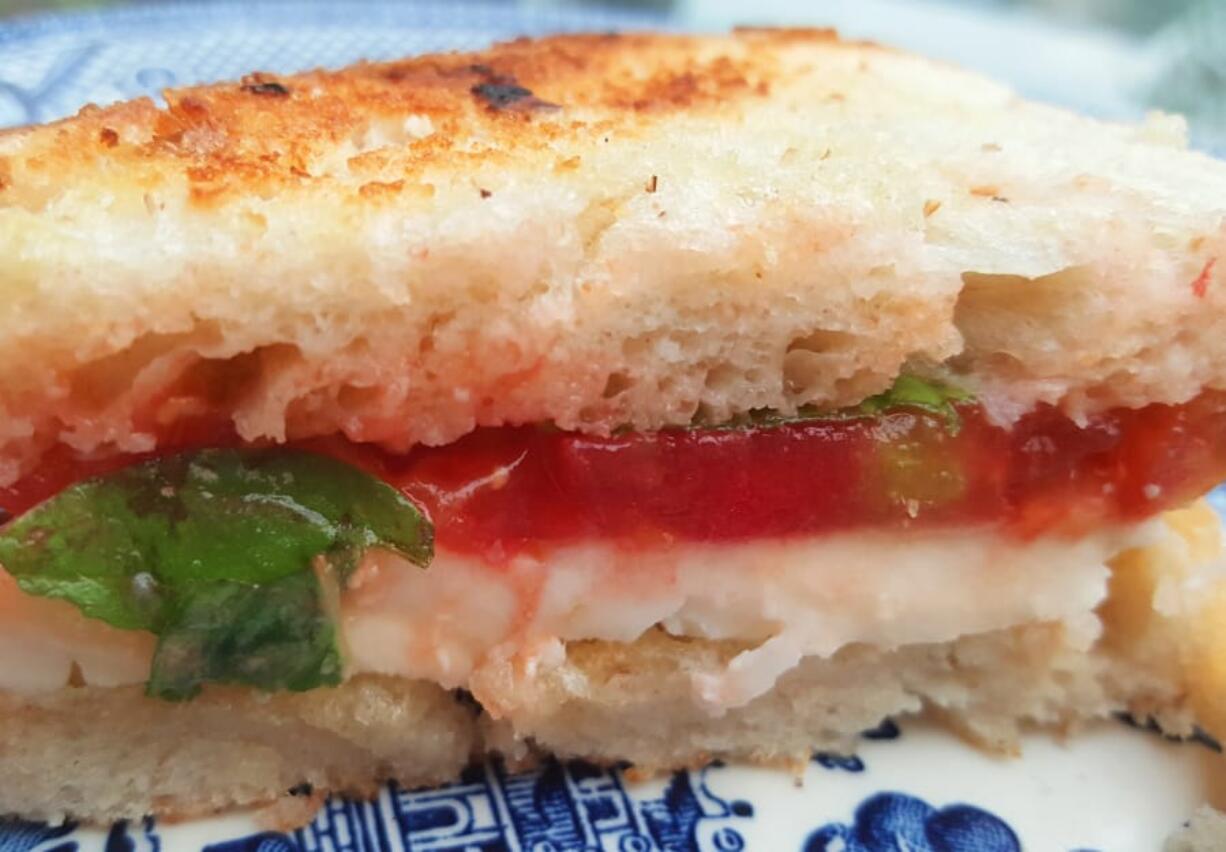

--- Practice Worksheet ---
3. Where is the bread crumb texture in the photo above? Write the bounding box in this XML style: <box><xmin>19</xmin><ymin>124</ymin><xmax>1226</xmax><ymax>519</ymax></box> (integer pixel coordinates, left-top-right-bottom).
<box><xmin>0</xmin><ymin>31</ymin><xmax>1224</xmax><ymax>481</ymax></box>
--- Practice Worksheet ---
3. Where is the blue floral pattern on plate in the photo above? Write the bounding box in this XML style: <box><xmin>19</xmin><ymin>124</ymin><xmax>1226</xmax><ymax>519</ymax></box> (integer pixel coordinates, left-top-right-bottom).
<box><xmin>200</xmin><ymin>759</ymin><xmax>750</xmax><ymax>852</ymax></box>
<box><xmin>804</xmin><ymin>792</ymin><xmax>1020</xmax><ymax>852</ymax></box>
<box><xmin>0</xmin><ymin>3</ymin><xmax>1224</xmax><ymax>850</ymax></box>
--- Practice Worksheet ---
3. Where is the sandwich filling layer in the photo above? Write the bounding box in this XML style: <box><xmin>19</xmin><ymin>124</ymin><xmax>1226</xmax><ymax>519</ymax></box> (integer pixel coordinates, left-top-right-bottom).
<box><xmin>0</xmin><ymin>381</ymin><xmax>1223</xmax><ymax>706</ymax></box>
<box><xmin>6</xmin><ymin>384</ymin><xmax>1226</xmax><ymax>543</ymax></box>
<box><xmin>345</xmin><ymin>526</ymin><xmax>1140</xmax><ymax>711</ymax></box>
<box><xmin>0</xmin><ymin>525</ymin><xmax>1140</xmax><ymax>707</ymax></box>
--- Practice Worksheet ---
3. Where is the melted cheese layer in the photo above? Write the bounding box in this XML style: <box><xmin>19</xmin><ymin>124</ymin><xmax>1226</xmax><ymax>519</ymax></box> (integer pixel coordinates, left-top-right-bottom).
<box><xmin>0</xmin><ymin>526</ymin><xmax>1159</xmax><ymax>706</ymax></box>
<box><xmin>0</xmin><ymin>570</ymin><xmax>155</xmax><ymax>692</ymax></box>
<box><xmin>343</xmin><ymin>526</ymin><xmax>1153</xmax><ymax>710</ymax></box>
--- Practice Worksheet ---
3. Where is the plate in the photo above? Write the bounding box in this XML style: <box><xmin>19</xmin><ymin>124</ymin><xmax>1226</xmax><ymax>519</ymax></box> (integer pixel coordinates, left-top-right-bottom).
<box><xmin>0</xmin><ymin>3</ymin><xmax>1224</xmax><ymax>850</ymax></box>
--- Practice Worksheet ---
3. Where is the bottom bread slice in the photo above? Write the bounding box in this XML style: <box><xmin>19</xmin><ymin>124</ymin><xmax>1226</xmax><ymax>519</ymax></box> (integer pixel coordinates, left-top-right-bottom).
<box><xmin>478</xmin><ymin>620</ymin><xmax>1178</xmax><ymax>771</ymax></box>
<box><xmin>1</xmin><ymin>505</ymin><xmax>1223</xmax><ymax>825</ymax></box>
<box><xmin>0</xmin><ymin>623</ymin><xmax>1208</xmax><ymax>826</ymax></box>
<box><xmin>0</xmin><ymin>676</ymin><xmax>478</xmax><ymax>825</ymax></box>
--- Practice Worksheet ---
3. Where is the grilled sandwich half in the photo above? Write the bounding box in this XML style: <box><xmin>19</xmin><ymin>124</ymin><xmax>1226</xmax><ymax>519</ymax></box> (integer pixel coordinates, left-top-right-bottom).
<box><xmin>1</xmin><ymin>29</ymin><xmax>1226</xmax><ymax>824</ymax></box>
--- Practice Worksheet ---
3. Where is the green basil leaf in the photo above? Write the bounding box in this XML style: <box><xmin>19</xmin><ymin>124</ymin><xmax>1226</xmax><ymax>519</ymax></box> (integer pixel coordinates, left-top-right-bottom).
<box><xmin>854</xmin><ymin>375</ymin><xmax>974</xmax><ymax>434</ymax></box>
<box><xmin>717</xmin><ymin>375</ymin><xmax>974</xmax><ymax>433</ymax></box>
<box><xmin>0</xmin><ymin>449</ymin><xmax>432</xmax><ymax>700</ymax></box>
<box><xmin>147</xmin><ymin>574</ymin><xmax>343</xmax><ymax>701</ymax></box>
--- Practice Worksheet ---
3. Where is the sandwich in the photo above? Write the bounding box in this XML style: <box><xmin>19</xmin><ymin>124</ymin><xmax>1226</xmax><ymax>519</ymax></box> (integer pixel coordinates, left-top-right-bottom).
<box><xmin>1</xmin><ymin>28</ymin><xmax>1225</xmax><ymax>825</ymax></box>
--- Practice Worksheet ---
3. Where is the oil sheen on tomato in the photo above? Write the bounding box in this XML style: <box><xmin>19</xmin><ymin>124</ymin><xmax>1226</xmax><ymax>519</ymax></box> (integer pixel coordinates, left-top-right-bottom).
<box><xmin>2</xmin><ymin>394</ymin><xmax>1224</xmax><ymax>560</ymax></box>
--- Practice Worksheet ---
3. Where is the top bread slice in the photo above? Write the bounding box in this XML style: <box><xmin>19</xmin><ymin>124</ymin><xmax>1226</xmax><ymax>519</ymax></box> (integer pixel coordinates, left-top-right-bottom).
<box><xmin>0</xmin><ymin>29</ymin><xmax>1224</xmax><ymax>483</ymax></box>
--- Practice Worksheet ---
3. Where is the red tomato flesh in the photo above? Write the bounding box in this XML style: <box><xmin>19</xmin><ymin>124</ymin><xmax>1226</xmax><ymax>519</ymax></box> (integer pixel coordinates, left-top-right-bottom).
<box><xmin>2</xmin><ymin>394</ymin><xmax>1224</xmax><ymax>561</ymax></box>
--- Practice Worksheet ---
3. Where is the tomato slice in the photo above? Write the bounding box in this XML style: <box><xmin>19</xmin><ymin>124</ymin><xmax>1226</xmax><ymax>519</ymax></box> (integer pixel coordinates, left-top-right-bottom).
<box><xmin>3</xmin><ymin>394</ymin><xmax>1224</xmax><ymax>561</ymax></box>
<box><xmin>380</xmin><ymin>396</ymin><xmax>1226</xmax><ymax>558</ymax></box>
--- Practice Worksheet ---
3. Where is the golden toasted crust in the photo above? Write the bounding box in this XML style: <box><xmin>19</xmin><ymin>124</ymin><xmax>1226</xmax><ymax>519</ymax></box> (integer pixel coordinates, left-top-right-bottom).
<box><xmin>0</xmin><ymin>30</ymin><xmax>852</xmax><ymax>207</ymax></box>
<box><xmin>1</xmin><ymin>30</ymin><xmax>1226</xmax><ymax>482</ymax></box>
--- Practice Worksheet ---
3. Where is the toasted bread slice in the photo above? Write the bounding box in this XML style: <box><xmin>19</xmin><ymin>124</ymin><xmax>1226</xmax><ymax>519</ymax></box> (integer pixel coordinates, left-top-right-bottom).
<box><xmin>0</xmin><ymin>674</ymin><xmax>476</xmax><ymax>825</ymax></box>
<box><xmin>1</xmin><ymin>30</ymin><xmax>1224</xmax><ymax>483</ymax></box>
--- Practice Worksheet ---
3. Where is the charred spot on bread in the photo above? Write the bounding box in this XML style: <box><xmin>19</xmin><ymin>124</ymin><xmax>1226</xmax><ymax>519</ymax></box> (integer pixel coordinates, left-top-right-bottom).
<box><xmin>469</xmin><ymin>66</ymin><xmax>559</xmax><ymax>112</ymax></box>
<box><xmin>241</xmin><ymin>81</ymin><xmax>290</xmax><ymax>97</ymax></box>
<box><xmin>240</xmin><ymin>74</ymin><xmax>291</xmax><ymax>97</ymax></box>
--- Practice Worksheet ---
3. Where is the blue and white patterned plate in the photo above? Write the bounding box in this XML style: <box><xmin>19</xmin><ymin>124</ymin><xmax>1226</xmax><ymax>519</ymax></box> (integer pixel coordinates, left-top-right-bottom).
<box><xmin>1</xmin><ymin>3</ymin><xmax>1224</xmax><ymax>850</ymax></box>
